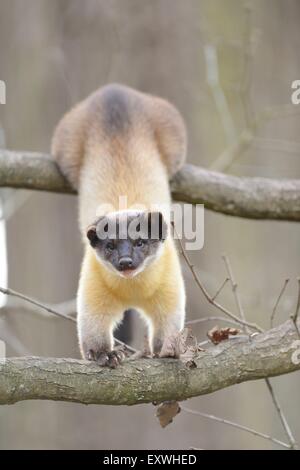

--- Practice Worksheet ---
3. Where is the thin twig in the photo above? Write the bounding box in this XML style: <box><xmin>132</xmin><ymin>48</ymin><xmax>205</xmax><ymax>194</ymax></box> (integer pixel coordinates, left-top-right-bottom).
<box><xmin>265</xmin><ymin>379</ymin><xmax>298</xmax><ymax>450</ymax></box>
<box><xmin>221</xmin><ymin>258</ymin><xmax>298</xmax><ymax>450</ymax></box>
<box><xmin>270</xmin><ymin>279</ymin><xmax>290</xmax><ymax>328</ymax></box>
<box><xmin>186</xmin><ymin>316</ymin><xmax>243</xmax><ymax>328</ymax></box>
<box><xmin>290</xmin><ymin>277</ymin><xmax>300</xmax><ymax>338</ymax></box>
<box><xmin>0</xmin><ymin>286</ymin><xmax>137</xmax><ymax>354</ymax></box>
<box><xmin>212</xmin><ymin>277</ymin><xmax>230</xmax><ymax>301</ymax></box>
<box><xmin>181</xmin><ymin>406</ymin><xmax>290</xmax><ymax>449</ymax></box>
<box><xmin>173</xmin><ymin>228</ymin><xmax>263</xmax><ymax>333</ymax></box>
<box><xmin>0</xmin><ymin>287</ymin><xmax>76</xmax><ymax>323</ymax></box>
<box><xmin>209</xmin><ymin>104</ymin><xmax>300</xmax><ymax>173</ymax></box>
<box><xmin>222</xmin><ymin>254</ymin><xmax>249</xmax><ymax>334</ymax></box>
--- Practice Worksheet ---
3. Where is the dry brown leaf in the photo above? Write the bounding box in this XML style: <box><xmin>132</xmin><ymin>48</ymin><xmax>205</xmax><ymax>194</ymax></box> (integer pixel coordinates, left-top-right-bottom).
<box><xmin>158</xmin><ymin>328</ymin><xmax>202</xmax><ymax>367</ymax></box>
<box><xmin>207</xmin><ymin>325</ymin><xmax>240</xmax><ymax>344</ymax></box>
<box><xmin>156</xmin><ymin>401</ymin><xmax>181</xmax><ymax>428</ymax></box>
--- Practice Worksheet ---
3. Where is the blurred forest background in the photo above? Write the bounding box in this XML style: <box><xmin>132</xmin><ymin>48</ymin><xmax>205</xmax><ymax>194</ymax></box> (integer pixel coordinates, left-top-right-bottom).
<box><xmin>0</xmin><ymin>0</ymin><xmax>300</xmax><ymax>450</ymax></box>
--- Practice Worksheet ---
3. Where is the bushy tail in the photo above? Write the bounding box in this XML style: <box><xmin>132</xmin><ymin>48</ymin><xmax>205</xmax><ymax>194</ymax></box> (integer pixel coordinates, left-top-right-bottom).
<box><xmin>146</xmin><ymin>92</ymin><xmax>187</xmax><ymax>177</ymax></box>
<box><xmin>52</xmin><ymin>84</ymin><xmax>187</xmax><ymax>189</ymax></box>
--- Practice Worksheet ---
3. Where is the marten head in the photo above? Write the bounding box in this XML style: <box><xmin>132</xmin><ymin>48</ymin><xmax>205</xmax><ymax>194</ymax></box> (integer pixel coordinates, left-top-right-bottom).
<box><xmin>86</xmin><ymin>211</ymin><xmax>168</xmax><ymax>278</ymax></box>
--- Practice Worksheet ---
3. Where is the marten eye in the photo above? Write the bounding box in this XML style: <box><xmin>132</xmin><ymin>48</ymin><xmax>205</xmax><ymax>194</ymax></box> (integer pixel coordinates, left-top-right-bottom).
<box><xmin>106</xmin><ymin>241</ymin><xmax>115</xmax><ymax>252</ymax></box>
<box><xmin>136</xmin><ymin>239</ymin><xmax>145</xmax><ymax>247</ymax></box>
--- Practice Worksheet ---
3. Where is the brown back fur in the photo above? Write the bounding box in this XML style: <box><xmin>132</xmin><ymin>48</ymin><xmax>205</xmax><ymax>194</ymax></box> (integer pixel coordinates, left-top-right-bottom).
<box><xmin>52</xmin><ymin>84</ymin><xmax>186</xmax><ymax>188</ymax></box>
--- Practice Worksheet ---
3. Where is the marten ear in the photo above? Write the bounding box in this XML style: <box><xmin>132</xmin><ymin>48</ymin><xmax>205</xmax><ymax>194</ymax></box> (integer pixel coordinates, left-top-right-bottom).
<box><xmin>86</xmin><ymin>225</ymin><xmax>98</xmax><ymax>247</ymax></box>
<box><xmin>147</xmin><ymin>212</ymin><xmax>168</xmax><ymax>241</ymax></box>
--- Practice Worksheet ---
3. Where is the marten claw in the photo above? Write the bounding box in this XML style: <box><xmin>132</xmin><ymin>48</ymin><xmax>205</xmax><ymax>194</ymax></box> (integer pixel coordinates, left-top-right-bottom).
<box><xmin>88</xmin><ymin>349</ymin><xmax>125</xmax><ymax>368</ymax></box>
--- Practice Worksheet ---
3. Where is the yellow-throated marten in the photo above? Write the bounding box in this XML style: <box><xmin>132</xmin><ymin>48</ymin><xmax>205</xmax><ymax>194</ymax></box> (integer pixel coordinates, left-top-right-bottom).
<box><xmin>52</xmin><ymin>84</ymin><xmax>186</xmax><ymax>367</ymax></box>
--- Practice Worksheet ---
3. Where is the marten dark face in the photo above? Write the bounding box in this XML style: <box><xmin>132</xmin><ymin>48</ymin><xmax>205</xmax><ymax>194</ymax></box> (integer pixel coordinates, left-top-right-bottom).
<box><xmin>86</xmin><ymin>211</ymin><xmax>168</xmax><ymax>278</ymax></box>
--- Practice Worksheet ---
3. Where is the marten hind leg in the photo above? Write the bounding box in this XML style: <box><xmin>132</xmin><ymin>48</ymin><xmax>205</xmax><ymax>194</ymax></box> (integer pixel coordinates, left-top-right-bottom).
<box><xmin>144</xmin><ymin>272</ymin><xmax>186</xmax><ymax>358</ymax></box>
<box><xmin>146</xmin><ymin>306</ymin><xmax>185</xmax><ymax>358</ymax></box>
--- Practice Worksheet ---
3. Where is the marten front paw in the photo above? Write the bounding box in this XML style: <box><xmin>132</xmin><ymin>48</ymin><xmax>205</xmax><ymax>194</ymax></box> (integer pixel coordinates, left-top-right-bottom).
<box><xmin>87</xmin><ymin>349</ymin><xmax>125</xmax><ymax>368</ymax></box>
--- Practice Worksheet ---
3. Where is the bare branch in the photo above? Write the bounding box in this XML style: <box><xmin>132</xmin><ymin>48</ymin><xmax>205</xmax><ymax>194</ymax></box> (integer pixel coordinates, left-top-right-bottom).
<box><xmin>0</xmin><ymin>151</ymin><xmax>74</xmax><ymax>193</ymax></box>
<box><xmin>173</xmin><ymin>229</ymin><xmax>263</xmax><ymax>332</ymax></box>
<box><xmin>209</xmin><ymin>127</ymin><xmax>255</xmax><ymax>173</ymax></box>
<box><xmin>171</xmin><ymin>164</ymin><xmax>300</xmax><ymax>222</ymax></box>
<box><xmin>0</xmin><ymin>319</ymin><xmax>299</xmax><ymax>406</ymax></box>
<box><xmin>211</xmin><ymin>277</ymin><xmax>230</xmax><ymax>301</ymax></box>
<box><xmin>186</xmin><ymin>316</ymin><xmax>243</xmax><ymax>328</ymax></box>
<box><xmin>0</xmin><ymin>286</ymin><xmax>76</xmax><ymax>323</ymax></box>
<box><xmin>0</xmin><ymin>286</ymin><xmax>137</xmax><ymax>354</ymax></box>
<box><xmin>264</xmin><ymin>378</ymin><xmax>298</xmax><ymax>450</ymax></box>
<box><xmin>181</xmin><ymin>406</ymin><xmax>290</xmax><ymax>450</ymax></box>
<box><xmin>1</xmin><ymin>150</ymin><xmax>300</xmax><ymax>221</ymax></box>
<box><xmin>209</xmin><ymin>104</ymin><xmax>300</xmax><ymax>173</ymax></box>
<box><xmin>220</xmin><ymin>258</ymin><xmax>298</xmax><ymax>449</ymax></box>
<box><xmin>291</xmin><ymin>277</ymin><xmax>300</xmax><ymax>338</ymax></box>
<box><xmin>222</xmin><ymin>254</ymin><xmax>249</xmax><ymax>333</ymax></box>
<box><xmin>270</xmin><ymin>279</ymin><xmax>290</xmax><ymax>328</ymax></box>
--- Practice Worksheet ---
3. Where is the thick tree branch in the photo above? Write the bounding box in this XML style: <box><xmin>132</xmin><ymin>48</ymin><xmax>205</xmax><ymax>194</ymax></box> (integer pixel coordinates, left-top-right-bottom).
<box><xmin>171</xmin><ymin>164</ymin><xmax>300</xmax><ymax>221</ymax></box>
<box><xmin>0</xmin><ymin>150</ymin><xmax>75</xmax><ymax>194</ymax></box>
<box><xmin>0</xmin><ymin>319</ymin><xmax>299</xmax><ymax>406</ymax></box>
<box><xmin>1</xmin><ymin>150</ymin><xmax>300</xmax><ymax>221</ymax></box>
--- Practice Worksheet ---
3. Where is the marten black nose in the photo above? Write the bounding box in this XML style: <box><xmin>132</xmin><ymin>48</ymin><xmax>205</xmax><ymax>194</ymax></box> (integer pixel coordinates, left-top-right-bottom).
<box><xmin>119</xmin><ymin>257</ymin><xmax>133</xmax><ymax>269</ymax></box>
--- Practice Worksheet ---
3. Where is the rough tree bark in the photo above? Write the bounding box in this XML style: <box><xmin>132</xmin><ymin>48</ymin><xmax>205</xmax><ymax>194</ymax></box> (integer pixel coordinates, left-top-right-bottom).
<box><xmin>0</xmin><ymin>319</ymin><xmax>299</xmax><ymax>405</ymax></box>
<box><xmin>1</xmin><ymin>150</ymin><xmax>300</xmax><ymax>221</ymax></box>
<box><xmin>1</xmin><ymin>150</ymin><xmax>300</xmax><ymax>408</ymax></box>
